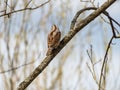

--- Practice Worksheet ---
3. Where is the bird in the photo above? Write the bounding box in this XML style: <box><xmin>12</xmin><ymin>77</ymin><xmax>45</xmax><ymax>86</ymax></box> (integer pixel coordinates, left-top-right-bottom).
<box><xmin>46</xmin><ymin>24</ymin><xmax>61</xmax><ymax>56</ymax></box>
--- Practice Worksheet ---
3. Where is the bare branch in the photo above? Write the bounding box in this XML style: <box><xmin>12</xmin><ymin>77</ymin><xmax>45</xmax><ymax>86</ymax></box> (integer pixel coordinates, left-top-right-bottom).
<box><xmin>25</xmin><ymin>0</ymin><xmax>33</xmax><ymax>8</ymax></box>
<box><xmin>0</xmin><ymin>0</ymin><xmax>51</xmax><ymax>17</ymax></box>
<box><xmin>98</xmin><ymin>36</ymin><xmax>114</xmax><ymax>90</ymax></box>
<box><xmin>0</xmin><ymin>59</ymin><xmax>37</xmax><ymax>74</ymax></box>
<box><xmin>0</xmin><ymin>53</ymin><xmax>41</xmax><ymax>74</ymax></box>
<box><xmin>98</xmin><ymin>6</ymin><xmax>120</xmax><ymax>90</ymax></box>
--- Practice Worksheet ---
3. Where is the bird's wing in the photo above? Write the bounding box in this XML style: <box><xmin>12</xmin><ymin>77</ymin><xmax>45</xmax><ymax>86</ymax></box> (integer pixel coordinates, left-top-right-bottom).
<box><xmin>47</xmin><ymin>32</ymin><xmax>54</xmax><ymax>48</ymax></box>
<box><xmin>52</xmin><ymin>31</ymin><xmax>61</xmax><ymax>47</ymax></box>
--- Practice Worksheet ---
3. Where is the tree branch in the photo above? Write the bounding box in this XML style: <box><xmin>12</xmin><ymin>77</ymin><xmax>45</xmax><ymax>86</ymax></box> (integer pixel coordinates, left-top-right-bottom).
<box><xmin>17</xmin><ymin>0</ymin><xmax>116</xmax><ymax>90</ymax></box>
<box><xmin>98</xmin><ymin>36</ymin><xmax>114</xmax><ymax>90</ymax></box>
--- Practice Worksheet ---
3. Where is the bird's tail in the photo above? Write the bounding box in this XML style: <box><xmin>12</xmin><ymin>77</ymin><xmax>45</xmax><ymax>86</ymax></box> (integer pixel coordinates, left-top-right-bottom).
<box><xmin>46</xmin><ymin>48</ymin><xmax>53</xmax><ymax>56</ymax></box>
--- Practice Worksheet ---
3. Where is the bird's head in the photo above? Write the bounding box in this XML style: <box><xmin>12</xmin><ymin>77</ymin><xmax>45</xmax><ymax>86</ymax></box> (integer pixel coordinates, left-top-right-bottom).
<box><xmin>51</xmin><ymin>24</ymin><xmax>57</xmax><ymax>31</ymax></box>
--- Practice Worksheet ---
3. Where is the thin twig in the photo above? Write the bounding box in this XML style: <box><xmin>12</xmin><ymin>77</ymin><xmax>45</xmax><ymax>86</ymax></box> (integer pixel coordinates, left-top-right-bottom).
<box><xmin>86</xmin><ymin>45</ymin><xmax>105</xmax><ymax>90</ymax></box>
<box><xmin>0</xmin><ymin>60</ymin><xmax>36</xmax><ymax>74</ymax></box>
<box><xmin>98</xmin><ymin>36</ymin><xmax>114</xmax><ymax>90</ymax></box>
<box><xmin>25</xmin><ymin>0</ymin><xmax>33</xmax><ymax>8</ymax></box>
<box><xmin>109</xmin><ymin>16</ymin><xmax>116</xmax><ymax>37</ymax></box>
<box><xmin>0</xmin><ymin>53</ymin><xmax>41</xmax><ymax>74</ymax></box>
<box><xmin>98</xmin><ymin>8</ymin><xmax>120</xmax><ymax>89</ymax></box>
<box><xmin>0</xmin><ymin>0</ymin><xmax>51</xmax><ymax>17</ymax></box>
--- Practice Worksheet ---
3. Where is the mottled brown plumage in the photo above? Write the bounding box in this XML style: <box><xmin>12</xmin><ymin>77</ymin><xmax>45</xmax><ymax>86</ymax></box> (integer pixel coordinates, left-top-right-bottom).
<box><xmin>46</xmin><ymin>25</ymin><xmax>61</xmax><ymax>56</ymax></box>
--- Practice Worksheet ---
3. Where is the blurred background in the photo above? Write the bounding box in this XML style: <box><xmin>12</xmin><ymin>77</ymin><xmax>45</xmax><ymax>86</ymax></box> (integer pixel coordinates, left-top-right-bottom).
<box><xmin>0</xmin><ymin>0</ymin><xmax>120</xmax><ymax>90</ymax></box>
